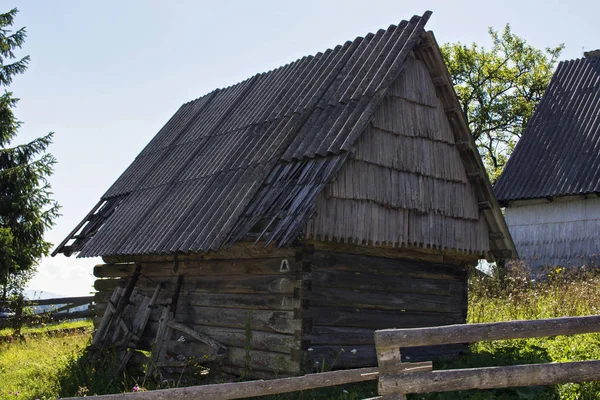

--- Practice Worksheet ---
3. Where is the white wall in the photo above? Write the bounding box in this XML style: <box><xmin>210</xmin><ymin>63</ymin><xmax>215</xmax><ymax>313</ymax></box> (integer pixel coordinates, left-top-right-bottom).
<box><xmin>505</xmin><ymin>197</ymin><xmax>600</xmax><ymax>267</ymax></box>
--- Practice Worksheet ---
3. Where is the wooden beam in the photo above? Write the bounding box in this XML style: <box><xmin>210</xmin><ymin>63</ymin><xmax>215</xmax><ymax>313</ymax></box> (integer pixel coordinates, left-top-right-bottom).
<box><xmin>375</xmin><ymin>315</ymin><xmax>600</xmax><ymax>349</ymax></box>
<box><xmin>431</xmin><ymin>76</ymin><xmax>447</xmax><ymax>87</ymax></box>
<box><xmin>478</xmin><ymin>201</ymin><xmax>492</xmax><ymax>211</ymax></box>
<box><xmin>63</xmin><ymin>367</ymin><xmax>381</xmax><ymax>400</ymax></box>
<box><xmin>466</xmin><ymin>171</ymin><xmax>483</xmax><ymax>182</ymax></box>
<box><xmin>489</xmin><ymin>232</ymin><xmax>505</xmax><ymax>240</ymax></box>
<box><xmin>379</xmin><ymin>360</ymin><xmax>600</xmax><ymax>395</ymax></box>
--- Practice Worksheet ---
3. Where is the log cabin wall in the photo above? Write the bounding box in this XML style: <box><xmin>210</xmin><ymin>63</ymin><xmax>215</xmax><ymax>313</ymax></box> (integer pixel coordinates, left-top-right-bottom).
<box><xmin>305</xmin><ymin>55</ymin><xmax>490</xmax><ymax>256</ymax></box>
<box><xmin>93</xmin><ymin>252</ymin><xmax>305</xmax><ymax>378</ymax></box>
<box><xmin>302</xmin><ymin>251</ymin><xmax>470</xmax><ymax>371</ymax></box>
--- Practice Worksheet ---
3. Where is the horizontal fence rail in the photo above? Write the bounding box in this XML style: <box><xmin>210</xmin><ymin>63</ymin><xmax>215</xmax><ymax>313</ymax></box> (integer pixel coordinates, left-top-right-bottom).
<box><xmin>62</xmin><ymin>367</ymin><xmax>381</xmax><ymax>400</ymax></box>
<box><xmin>0</xmin><ymin>296</ymin><xmax>95</xmax><ymax>332</ymax></box>
<box><xmin>375</xmin><ymin>314</ymin><xmax>600</xmax><ymax>397</ymax></box>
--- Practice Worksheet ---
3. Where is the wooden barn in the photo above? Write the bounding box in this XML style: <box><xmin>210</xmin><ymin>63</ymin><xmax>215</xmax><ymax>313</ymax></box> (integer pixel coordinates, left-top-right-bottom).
<box><xmin>494</xmin><ymin>50</ymin><xmax>600</xmax><ymax>269</ymax></box>
<box><xmin>54</xmin><ymin>11</ymin><xmax>516</xmax><ymax>378</ymax></box>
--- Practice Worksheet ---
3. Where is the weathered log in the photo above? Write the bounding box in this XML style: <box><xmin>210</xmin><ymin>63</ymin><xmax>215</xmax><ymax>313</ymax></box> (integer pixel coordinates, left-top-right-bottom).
<box><xmin>309</xmin><ymin>326</ymin><xmax>376</xmax><ymax>345</ymax></box>
<box><xmin>95</xmin><ymin>258</ymin><xmax>300</xmax><ymax>278</ymax></box>
<box><xmin>375</xmin><ymin>315</ymin><xmax>600</xmax><ymax>349</ymax></box>
<box><xmin>309</xmin><ymin>252</ymin><xmax>466</xmax><ymax>280</ymax></box>
<box><xmin>97</xmin><ymin>292</ymin><xmax>299</xmax><ymax>313</ymax></box>
<box><xmin>311</xmin><ymin>268</ymin><xmax>463</xmax><ymax>296</ymax></box>
<box><xmin>379</xmin><ymin>360</ymin><xmax>600</xmax><ymax>395</ymax></box>
<box><xmin>102</xmin><ymin>242</ymin><xmax>297</xmax><ymax>263</ymax></box>
<box><xmin>306</xmin><ymin>307</ymin><xmax>463</xmax><ymax>329</ymax></box>
<box><xmin>307</xmin><ymin>286</ymin><xmax>463</xmax><ymax>313</ymax></box>
<box><xmin>161</xmin><ymin>306</ymin><xmax>300</xmax><ymax>335</ymax></box>
<box><xmin>63</xmin><ymin>367</ymin><xmax>379</xmax><ymax>400</ymax></box>
<box><xmin>305</xmin><ymin>242</ymin><xmax>478</xmax><ymax>264</ymax></box>
<box><xmin>165</xmin><ymin>341</ymin><xmax>299</xmax><ymax>373</ymax></box>
<box><xmin>146</xmin><ymin>324</ymin><xmax>297</xmax><ymax>354</ymax></box>
<box><xmin>167</xmin><ymin>321</ymin><xmax>227</xmax><ymax>355</ymax></box>
<box><xmin>94</xmin><ymin>278</ymin><xmax>122</xmax><ymax>292</ymax></box>
<box><xmin>132</xmin><ymin>274</ymin><xmax>297</xmax><ymax>295</ymax></box>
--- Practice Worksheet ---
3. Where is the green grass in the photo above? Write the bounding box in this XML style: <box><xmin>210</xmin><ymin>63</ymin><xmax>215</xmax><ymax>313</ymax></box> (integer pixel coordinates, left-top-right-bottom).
<box><xmin>2</xmin><ymin>265</ymin><xmax>600</xmax><ymax>399</ymax></box>
<box><xmin>0</xmin><ymin>320</ymin><xmax>93</xmax><ymax>337</ymax></box>
<box><xmin>0</xmin><ymin>325</ymin><xmax>92</xmax><ymax>400</ymax></box>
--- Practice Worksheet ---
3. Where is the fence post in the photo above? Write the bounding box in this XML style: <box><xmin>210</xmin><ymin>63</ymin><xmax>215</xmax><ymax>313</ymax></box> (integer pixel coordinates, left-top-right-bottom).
<box><xmin>12</xmin><ymin>295</ymin><xmax>24</xmax><ymax>335</ymax></box>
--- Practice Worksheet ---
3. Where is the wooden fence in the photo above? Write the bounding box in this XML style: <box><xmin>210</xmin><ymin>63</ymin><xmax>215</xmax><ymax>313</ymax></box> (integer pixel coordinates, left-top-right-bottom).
<box><xmin>0</xmin><ymin>296</ymin><xmax>95</xmax><ymax>333</ymax></box>
<box><xmin>375</xmin><ymin>314</ymin><xmax>600</xmax><ymax>398</ymax></box>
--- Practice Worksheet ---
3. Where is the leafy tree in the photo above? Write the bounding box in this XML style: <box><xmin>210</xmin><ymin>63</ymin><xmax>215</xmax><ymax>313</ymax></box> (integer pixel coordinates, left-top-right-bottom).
<box><xmin>441</xmin><ymin>25</ymin><xmax>564</xmax><ymax>182</ymax></box>
<box><xmin>0</xmin><ymin>8</ymin><xmax>60</xmax><ymax>299</ymax></box>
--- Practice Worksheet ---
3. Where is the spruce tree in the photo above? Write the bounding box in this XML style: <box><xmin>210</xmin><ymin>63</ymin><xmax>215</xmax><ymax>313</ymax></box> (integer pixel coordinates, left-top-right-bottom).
<box><xmin>0</xmin><ymin>8</ymin><xmax>60</xmax><ymax>298</ymax></box>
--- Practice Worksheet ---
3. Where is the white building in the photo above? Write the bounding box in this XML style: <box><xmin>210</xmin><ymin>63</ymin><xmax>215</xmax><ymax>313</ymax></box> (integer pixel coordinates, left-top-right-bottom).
<box><xmin>494</xmin><ymin>51</ymin><xmax>600</xmax><ymax>268</ymax></box>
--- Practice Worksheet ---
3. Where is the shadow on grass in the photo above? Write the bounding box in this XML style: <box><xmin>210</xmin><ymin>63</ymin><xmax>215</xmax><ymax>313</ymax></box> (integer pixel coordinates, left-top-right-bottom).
<box><xmin>408</xmin><ymin>341</ymin><xmax>561</xmax><ymax>400</ymax></box>
<box><xmin>57</xmin><ymin>344</ymin><xmax>131</xmax><ymax>397</ymax></box>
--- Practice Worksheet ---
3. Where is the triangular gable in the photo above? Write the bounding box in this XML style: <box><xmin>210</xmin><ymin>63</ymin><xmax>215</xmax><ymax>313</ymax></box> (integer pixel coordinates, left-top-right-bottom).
<box><xmin>306</xmin><ymin>56</ymin><xmax>491</xmax><ymax>255</ymax></box>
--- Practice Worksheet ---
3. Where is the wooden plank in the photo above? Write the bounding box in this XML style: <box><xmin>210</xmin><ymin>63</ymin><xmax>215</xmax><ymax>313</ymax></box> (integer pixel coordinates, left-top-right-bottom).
<box><xmin>309</xmin><ymin>326</ymin><xmax>376</xmax><ymax>345</ymax></box>
<box><xmin>310</xmin><ymin>252</ymin><xmax>466</xmax><ymax>280</ymax></box>
<box><xmin>63</xmin><ymin>367</ymin><xmax>379</xmax><ymax>400</ymax></box>
<box><xmin>379</xmin><ymin>360</ymin><xmax>600</xmax><ymax>395</ymax></box>
<box><xmin>102</xmin><ymin>242</ymin><xmax>297</xmax><ymax>263</ymax></box>
<box><xmin>97</xmin><ymin>292</ymin><xmax>299</xmax><ymax>313</ymax></box>
<box><xmin>306</xmin><ymin>307</ymin><xmax>464</xmax><ymax>329</ymax></box>
<box><xmin>95</xmin><ymin>258</ymin><xmax>301</xmax><ymax>278</ymax></box>
<box><xmin>165</xmin><ymin>343</ymin><xmax>300</xmax><ymax>374</ymax></box>
<box><xmin>305</xmin><ymin>240</ymin><xmax>479</xmax><ymax>264</ymax></box>
<box><xmin>145</xmin><ymin>324</ymin><xmax>297</xmax><ymax>354</ymax></box>
<box><xmin>375</xmin><ymin>315</ymin><xmax>600</xmax><ymax>349</ymax></box>
<box><xmin>307</xmin><ymin>286</ymin><xmax>463</xmax><ymax>313</ymax></box>
<box><xmin>94</xmin><ymin>278</ymin><xmax>121</xmax><ymax>292</ymax></box>
<box><xmin>164</xmin><ymin>307</ymin><xmax>300</xmax><ymax>335</ymax></box>
<box><xmin>21</xmin><ymin>296</ymin><xmax>95</xmax><ymax>307</ymax></box>
<box><xmin>167</xmin><ymin>321</ymin><xmax>227</xmax><ymax>355</ymax></box>
<box><xmin>134</xmin><ymin>275</ymin><xmax>297</xmax><ymax>295</ymax></box>
<box><xmin>311</xmin><ymin>269</ymin><xmax>464</xmax><ymax>297</ymax></box>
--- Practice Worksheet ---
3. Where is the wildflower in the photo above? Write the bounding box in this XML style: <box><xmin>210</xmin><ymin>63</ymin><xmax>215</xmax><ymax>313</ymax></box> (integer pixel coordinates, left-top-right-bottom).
<box><xmin>340</xmin><ymin>348</ymin><xmax>345</xmax><ymax>352</ymax></box>
<box><xmin>350</xmin><ymin>349</ymin><xmax>357</xmax><ymax>354</ymax></box>
<box><xmin>343</xmin><ymin>390</ymin><xmax>349</xmax><ymax>394</ymax></box>
<box><xmin>132</xmin><ymin>385</ymin><xmax>139</xmax><ymax>392</ymax></box>
<box><xmin>307</xmin><ymin>348</ymin><xmax>313</xmax><ymax>351</ymax></box>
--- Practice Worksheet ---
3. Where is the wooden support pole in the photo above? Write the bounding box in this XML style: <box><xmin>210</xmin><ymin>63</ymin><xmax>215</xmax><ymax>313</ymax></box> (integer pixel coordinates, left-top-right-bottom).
<box><xmin>375</xmin><ymin>315</ymin><xmax>600</xmax><ymax>350</ymax></box>
<box><xmin>64</xmin><ymin>367</ymin><xmax>380</xmax><ymax>400</ymax></box>
<box><xmin>379</xmin><ymin>360</ymin><xmax>600</xmax><ymax>395</ymax></box>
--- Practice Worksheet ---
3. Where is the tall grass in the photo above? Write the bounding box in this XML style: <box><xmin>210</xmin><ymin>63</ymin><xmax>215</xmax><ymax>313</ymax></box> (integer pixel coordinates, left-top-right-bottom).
<box><xmin>412</xmin><ymin>264</ymin><xmax>600</xmax><ymax>400</ymax></box>
<box><xmin>0</xmin><ymin>327</ymin><xmax>91</xmax><ymax>400</ymax></box>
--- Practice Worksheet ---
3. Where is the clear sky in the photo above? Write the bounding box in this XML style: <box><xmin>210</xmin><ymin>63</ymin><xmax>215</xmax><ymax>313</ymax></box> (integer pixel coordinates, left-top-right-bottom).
<box><xmin>8</xmin><ymin>0</ymin><xmax>599</xmax><ymax>296</ymax></box>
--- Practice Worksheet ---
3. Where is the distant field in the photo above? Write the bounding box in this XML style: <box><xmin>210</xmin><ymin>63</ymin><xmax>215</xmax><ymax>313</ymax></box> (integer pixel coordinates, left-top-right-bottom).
<box><xmin>1</xmin><ymin>266</ymin><xmax>600</xmax><ymax>399</ymax></box>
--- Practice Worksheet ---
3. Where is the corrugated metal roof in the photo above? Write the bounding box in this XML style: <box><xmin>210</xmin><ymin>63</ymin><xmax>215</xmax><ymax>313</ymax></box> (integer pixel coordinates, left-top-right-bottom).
<box><xmin>54</xmin><ymin>12</ymin><xmax>433</xmax><ymax>257</ymax></box>
<box><xmin>494</xmin><ymin>54</ymin><xmax>600</xmax><ymax>202</ymax></box>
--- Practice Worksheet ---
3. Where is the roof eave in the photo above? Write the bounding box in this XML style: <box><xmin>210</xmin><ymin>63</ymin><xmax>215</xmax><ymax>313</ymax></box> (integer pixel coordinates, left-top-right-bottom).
<box><xmin>413</xmin><ymin>31</ymin><xmax>518</xmax><ymax>260</ymax></box>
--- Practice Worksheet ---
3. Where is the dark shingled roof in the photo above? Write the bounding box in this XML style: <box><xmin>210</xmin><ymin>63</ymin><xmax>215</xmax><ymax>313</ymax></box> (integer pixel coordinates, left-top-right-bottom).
<box><xmin>494</xmin><ymin>54</ymin><xmax>600</xmax><ymax>203</ymax></box>
<box><xmin>54</xmin><ymin>12</ymin><xmax>435</xmax><ymax>257</ymax></box>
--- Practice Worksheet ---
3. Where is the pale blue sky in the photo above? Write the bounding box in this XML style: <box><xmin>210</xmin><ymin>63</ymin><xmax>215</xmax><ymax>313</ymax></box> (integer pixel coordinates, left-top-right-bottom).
<box><xmin>9</xmin><ymin>0</ymin><xmax>598</xmax><ymax>296</ymax></box>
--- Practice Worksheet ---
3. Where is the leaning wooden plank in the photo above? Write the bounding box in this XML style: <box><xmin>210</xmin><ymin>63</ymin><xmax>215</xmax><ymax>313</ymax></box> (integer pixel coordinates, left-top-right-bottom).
<box><xmin>92</xmin><ymin>286</ymin><xmax>123</xmax><ymax>346</ymax></box>
<box><xmin>378</xmin><ymin>360</ymin><xmax>600</xmax><ymax>395</ymax></box>
<box><xmin>166</xmin><ymin>321</ymin><xmax>227</xmax><ymax>355</ymax></box>
<box><xmin>375</xmin><ymin>315</ymin><xmax>600</xmax><ymax>349</ymax></box>
<box><xmin>118</xmin><ymin>284</ymin><xmax>162</xmax><ymax>374</ymax></box>
<box><xmin>63</xmin><ymin>367</ymin><xmax>379</xmax><ymax>400</ymax></box>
